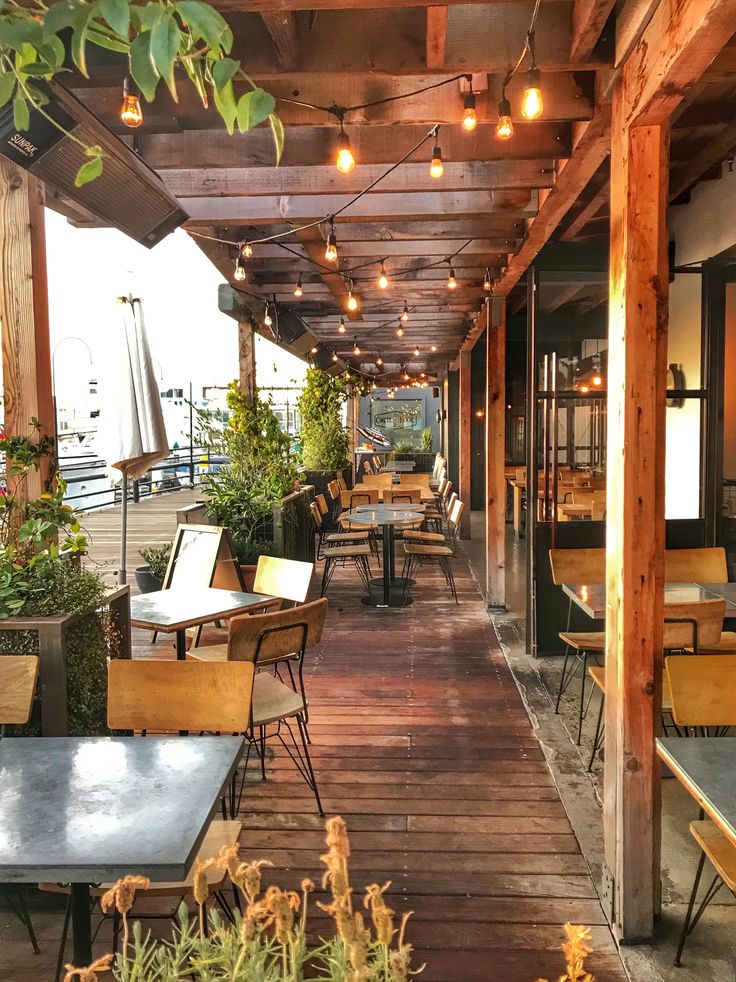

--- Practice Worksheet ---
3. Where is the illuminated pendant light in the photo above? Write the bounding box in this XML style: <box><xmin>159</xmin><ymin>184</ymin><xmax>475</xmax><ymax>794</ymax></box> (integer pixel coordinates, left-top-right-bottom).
<box><xmin>483</xmin><ymin>268</ymin><xmax>492</xmax><ymax>292</ymax></box>
<box><xmin>294</xmin><ymin>274</ymin><xmax>303</xmax><ymax>298</ymax></box>
<box><xmin>241</xmin><ymin>241</ymin><xmax>253</xmax><ymax>258</ymax></box>
<box><xmin>396</xmin><ymin>322</ymin><xmax>404</xmax><ymax>338</ymax></box>
<box><xmin>346</xmin><ymin>282</ymin><xmax>359</xmax><ymax>311</ymax></box>
<box><xmin>462</xmin><ymin>89</ymin><xmax>477</xmax><ymax>131</ymax></box>
<box><xmin>388</xmin><ymin>388</ymin><xmax>395</xmax><ymax>399</ymax></box>
<box><xmin>325</xmin><ymin>222</ymin><xmax>338</xmax><ymax>263</ymax></box>
<box><xmin>376</xmin><ymin>352</ymin><xmax>383</xmax><ymax>366</ymax></box>
<box><xmin>353</xmin><ymin>337</ymin><xmax>361</xmax><ymax>356</ymax></box>
<box><xmin>263</xmin><ymin>303</ymin><xmax>272</xmax><ymax>328</ymax></box>
<box><xmin>338</xmin><ymin>316</ymin><xmax>346</xmax><ymax>334</ymax></box>
<box><xmin>310</xmin><ymin>344</ymin><xmax>319</xmax><ymax>354</ymax></box>
<box><xmin>496</xmin><ymin>93</ymin><xmax>513</xmax><ymax>141</ymax></box>
<box><xmin>447</xmin><ymin>265</ymin><xmax>457</xmax><ymax>290</ymax></box>
<box><xmin>431</xmin><ymin>344</ymin><xmax>438</xmax><ymax>352</ymax></box>
<box><xmin>402</xmin><ymin>366</ymin><xmax>410</xmax><ymax>382</ymax></box>
<box><xmin>401</xmin><ymin>302</ymin><xmax>410</xmax><ymax>323</ymax></box>
<box><xmin>429</xmin><ymin>141</ymin><xmax>444</xmax><ymax>179</ymax></box>
<box><xmin>332</xmin><ymin>349</ymin><xmax>338</xmax><ymax>362</ymax></box>
<box><xmin>521</xmin><ymin>66</ymin><xmax>543</xmax><ymax>120</ymax></box>
<box><xmin>378</xmin><ymin>261</ymin><xmax>389</xmax><ymax>290</ymax></box>
<box><xmin>592</xmin><ymin>374</ymin><xmax>603</xmax><ymax>386</ymax></box>
<box><xmin>120</xmin><ymin>75</ymin><xmax>143</xmax><ymax>128</ymax></box>
<box><xmin>233</xmin><ymin>255</ymin><xmax>246</xmax><ymax>282</ymax></box>
<box><xmin>414</xmin><ymin>345</ymin><xmax>420</xmax><ymax>357</ymax></box>
<box><xmin>335</xmin><ymin>122</ymin><xmax>355</xmax><ymax>174</ymax></box>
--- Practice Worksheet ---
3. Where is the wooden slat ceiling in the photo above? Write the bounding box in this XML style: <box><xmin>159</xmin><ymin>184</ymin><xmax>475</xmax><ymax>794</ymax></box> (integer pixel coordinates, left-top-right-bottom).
<box><xmin>59</xmin><ymin>4</ymin><xmax>736</xmax><ymax>375</ymax></box>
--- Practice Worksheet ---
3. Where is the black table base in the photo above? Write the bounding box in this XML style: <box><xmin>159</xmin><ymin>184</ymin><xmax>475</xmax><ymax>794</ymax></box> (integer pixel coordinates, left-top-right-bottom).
<box><xmin>71</xmin><ymin>882</ymin><xmax>92</xmax><ymax>965</ymax></box>
<box><xmin>362</xmin><ymin>578</ymin><xmax>413</xmax><ymax>608</ymax></box>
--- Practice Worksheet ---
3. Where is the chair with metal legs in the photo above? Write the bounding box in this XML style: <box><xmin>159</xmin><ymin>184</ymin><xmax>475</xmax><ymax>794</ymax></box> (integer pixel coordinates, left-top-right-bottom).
<box><xmin>320</xmin><ymin>541</ymin><xmax>373</xmax><ymax>597</ymax></box>
<box><xmin>401</xmin><ymin>500</ymin><xmax>463</xmax><ymax>605</ymax></box>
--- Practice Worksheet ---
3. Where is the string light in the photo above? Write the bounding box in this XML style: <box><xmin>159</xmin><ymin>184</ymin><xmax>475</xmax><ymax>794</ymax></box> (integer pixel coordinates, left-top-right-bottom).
<box><xmin>593</xmin><ymin>374</ymin><xmax>603</xmax><ymax>386</ymax></box>
<box><xmin>332</xmin><ymin>349</ymin><xmax>338</xmax><ymax>362</ymax></box>
<box><xmin>429</xmin><ymin>140</ymin><xmax>444</xmax><ymax>179</ymax></box>
<box><xmin>338</xmin><ymin>316</ymin><xmax>346</xmax><ymax>334</ymax></box>
<box><xmin>325</xmin><ymin>221</ymin><xmax>338</xmax><ymax>262</ymax></box>
<box><xmin>388</xmin><ymin>389</ymin><xmax>395</xmax><ymax>399</ymax></box>
<box><xmin>396</xmin><ymin>322</ymin><xmax>404</xmax><ymax>338</ymax></box>
<box><xmin>447</xmin><ymin>265</ymin><xmax>457</xmax><ymax>290</ymax></box>
<box><xmin>378</xmin><ymin>262</ymin><xmax>389</xmax><ymax>289</ymax></box>
<box><xmin>120</xmin><ymin>76</ymin><xmax>143</xmax><ymax>128</ymax></box>
<box><xmin>483</xmin><ymin>268</ymin><xmax>492</xmax><ymax>292</ymax></box>
<box><xmin>353</xmin><ymin>337</ymin><xmax>361</xmax><ymax>356</ymax></box>
<box><xmin>431</xmin><ymin>344</ymin><xmax>438</xmax><ymax>352</ymax></box>
<box><xmin>401</xmin><ymin>303</ymin><xmax>410</xmax><ymax>323</ymax></box>
<box><xmin>263</xmin><ymin>303</ymin><xmax>272</xmax><ymax>328</ymax></box>
<box><xmin>294</xmin><ymin>274</ymin><xmax>303</xmax><ymax>298</ymax></box>
<box><xmin>233</xmin><ymin>255</ymin><xmax>246</xmax><ymax>282</ymax></box>
<box><xmin>402</xmin><ymin>367</ymin><xmax>410</xmax><ymax>381</ymax></box>
<box><xmin>311</xmin><ymin>344</ymin><xmax>319</xmax><ymax>354</ymax></box>
<box><xmin>346</xmin><ymin>283</ymin><xmax>359</xmax><ymax>311</ymax></box>
<box><xmin>414</xmin><ymin>345</ymin><xmax>420</xmax><ymax>357</ymax></box>
<box><xmin>497</xmin><ymin>92</ymin><xmax>513</xmax><ymax>140</ymax></box>
<box><xmin>371</xmin><ymin>382</ymin><xmax>377</xmax><ymax>391</ymax></box>
<box><xmin>376</xmin><ymin>352</ymin><xmax>383</xmax><ymax>366</ymax></box>
<box><xmin>462</xmin><ymin>88</ymin><xmax>477</xmax><ymax>131</ymax></box>
<box><xmin>241</xmin><ymin>241</ymin><xmax>253</xmax><ymax>258</ymax></box>
<box><xmin>521</xmin><ymin>32</ymin><xmax>543</xmax><ymax>120</ymax></box>
<box><xmin>335</xmin><ymin>121</ymin><xmax>355</xmax><ymax>174</ymax></box>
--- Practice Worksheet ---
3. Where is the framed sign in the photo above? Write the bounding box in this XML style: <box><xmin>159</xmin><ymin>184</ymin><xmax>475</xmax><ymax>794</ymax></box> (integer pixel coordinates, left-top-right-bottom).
<box><xmin>164</xmin><ymin>524</ymin><xmax>245</xmax><ymax>592</ymax></box>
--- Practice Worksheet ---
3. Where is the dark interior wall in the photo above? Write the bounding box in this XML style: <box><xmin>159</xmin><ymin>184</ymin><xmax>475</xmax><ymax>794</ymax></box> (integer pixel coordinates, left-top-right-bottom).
<box><xmin>471</xmin><ymin>332</ymin><xmax>486</xmax><ymax>510</ymax></box>
<box><xmin>447</xmin><ymin>369</ymin><xmax>459</xmax><ymax>490</ymax></box>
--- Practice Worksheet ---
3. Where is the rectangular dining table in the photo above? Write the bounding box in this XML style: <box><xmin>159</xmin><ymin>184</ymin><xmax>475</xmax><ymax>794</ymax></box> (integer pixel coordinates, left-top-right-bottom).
<box><xmin>0</xmin><ymin>736</ymin><xmax>244</xmax><ymax>966</ymax></box>
<box><xmin>562</xmin><ymin>582</ymin><xmax>736</xmax><ymax>621</ymax></box>
<box><xmin>130</xmin><ymin>587</ymin><xmax>275</xmax><ymax>659</ymax></box>
<box><xmin>656</xmin><ymin>737</ymin><xmax>736</xmax><ymax>845</ymax></box>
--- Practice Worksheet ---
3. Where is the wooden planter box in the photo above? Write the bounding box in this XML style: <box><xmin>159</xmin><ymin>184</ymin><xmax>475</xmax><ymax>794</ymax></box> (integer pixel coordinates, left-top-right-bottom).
<box><xmin>0</xmin><ymin>586</ymin><xmax>131</xmax><ymax>736</ymax></box>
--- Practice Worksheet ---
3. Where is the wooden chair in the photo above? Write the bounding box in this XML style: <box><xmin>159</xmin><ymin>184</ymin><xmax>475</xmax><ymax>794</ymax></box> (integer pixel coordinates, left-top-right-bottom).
<box><xmin>665</xmin><ymin>547</ymin><xmax>728</xmax><ymax>583</ymax></box>
<box><xmin>363</xmin><ymin>473</ymin><xmax>393</xmax><ymax>489</ymax></box>
<box><xmin>252</xmin><ymin>555</ymin><xmax>313</xmax><ymax>606</ymax></box>
<box><xmin>340</xmin><ymin>487</ymin><xmax>379</xmax><ymax>509</ymax></box>
<box><xmin>320</xmin><ymin>539</ymin><xmax>373</xmax><ymax>598</ymax></box>
<box><xmin>383</xmin><ymin>486</ymin><xmax>422</xmax><ymax>504</ymax></box>
<box><xmin>400</xmin><ymin>471</ymin><xmax>430</xmax><ymax>487</ymax></box>
<box><xmin>0</xmin><ymin>656</ymin><xmax>40</xmax><ymax>956</ymax></box>
<box><xmin>404</xmin><ymin>498</ymin><xmax>464</xmax><ymax>551</ymax></box>
<box><xmin>327</xmin><ymin>480</ymin><xmax>341</xmax><ymax>523</ymax></box>
<box><xmin>362</xmin><ymin>458</ymin><xmax>376</xmax><ymax>475</ymax></box>
<box><xmin>401</xmin><ymin>501</ymin><xmax>464</xmax><ymax>604</ymax></box>
<box><xmin>311</xmin><ymin>500</ymin><xmax>369</xmax><ymax>561</ymax></box>
<box><xmin>591</xmin><ymin>499</ymin><xmax>606</xmax><ymax>521</ymax></box>
<box><xmin>336</xmin><ymin>476</ymin><xmax>347</xmax><ymax>492</ymax></box>
<box><xmin>315</xmin><ymin>492</ymin><xmax>329</xmax><ymax>517</ymax></box>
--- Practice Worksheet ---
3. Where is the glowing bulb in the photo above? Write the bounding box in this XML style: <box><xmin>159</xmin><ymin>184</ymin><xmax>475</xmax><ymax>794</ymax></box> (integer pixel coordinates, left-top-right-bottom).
<box><xmin>353</xmin><ymin>338</ymin><xmax>361</xmax><ymax>356</ymax></box>
<box><xmin>483</xmin><ymin>269</ymin><xmax>492</xmax><ymax>292</ymax></box>
<box><xmin>332</xmin><ymin>350</ymin><xmax>338</xmax><ymax>362</ymax></box>
<box><xmin>429</xmin><ymin>144</ymin><xmax>443</xmax><ymax>179</ymax></box>
<box><xmin>338</xmin><ymin>316</ymin><xmax>346</xmax><ymax>334</ymax></box>
<box><xmin>462</xmin><ymin>92</ymin><xmax>477</xmax><ymax>131</ymax></box>
<box><xmin>496</xmin><ymin>96</ymin><xmax>513</xmax><ymax>141</ymax></box>
<box><xmin>396</xmin><ymin>324</ymin><xmax>404</xmax><ymax>338</ymax></box>
<box><xmin>403</xmin><ymin>370</ymin><xmax>409</xmax><ymax>381</ymax></box>
<box><xmin>376</xmin><ymin>353</ymin><xmax>383</xmax><ymax>366</ymax></box>
<box><xmin>336</xmin><ymin>128</ymin><xmax>355</xmax><ymax>173</ymax></box>
<box><xmin>475</xmin><ymin>408</ymin><xmax>485</xmax><ymax>419</ymax></box>
<box><xmin>311</xmin><ymin>345</ymin><xmax>318</xmax><ymax>354</ymax></box>
<box><xmin>521</xmin><ymin>68</ymin><xmax>543</xmax><ymax>120</ymax></box>
<box><xmin>347</xmin><ymin>291</ymin><xmax>358</xmax><ymax>312</ymax></box>
<box><xmin>592</xmin><ymin>374</ymin><xmax>603</xmax><ymax>387</ymax></box>
<box><xmin>294</xmin><ymin>275</ymin><xmax>303</xmax><ymax>298</ymax></box>
<box><xmin>401</xmin><ymin>303</ymin><xmax>409</xmax><ymax>323</ymax></box>
<box><xmin>431</xmin><ymin>344</ymin><xmax>437</xmax><ymax>352</ymax></box>
<box><xmin>233</xmin><ymin>257</ymin><xmax>246</xmax><ymax>282</ymax></box>
<box><xmin>264</xmin><ymin>308</ymin><xmax>272</xmax><ymax>328</ymax></box>
<box><xmin>580</xmin><ymin>384</ymin><xmax>590</xmax><ymax>394</ymax></box>
<box><xmin>388</xmin><ymin>389</ymin><xmax>394</xmax><ymax>399</ymax></box>
<box><xmin>371</xmin><ymin>382</ymin><xmax>377</xmax><ymax>391</ymax></box>
<box><xmin>241</xmin><ymin>243</ymin><xmax>253</xmax><ymax>259</ymax></box>
<box><xmin>414</xmin><ymin>346</ymin><xmax>420</xmax><ymax>357</ymax></box>
<box><xmin>378</xmin><ymin>262</ymin><xmax>389</xmax><ymax>289</ymax></box>
<box><xmin>120</xmin><ymin>77</ymin><xmax>143</xmax><ymax>128</ymax></box>
<box><xmin>447</xmin><ymin>267</ymin><xmax>457</xmax><ymax>290</ymax></box>
<box><xmin>325</xmin><ymin>231</ymin><xmax>338</xmax><ymax>263</ymax></box>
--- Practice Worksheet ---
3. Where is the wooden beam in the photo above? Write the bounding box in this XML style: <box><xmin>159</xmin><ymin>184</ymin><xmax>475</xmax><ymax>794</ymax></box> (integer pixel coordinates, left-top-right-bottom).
<box><xmin>238</xmin><ymin>317</ymin><xmax>257</xmax><ymax>399</ymax></box>
<box><xmin>458</xmin><ymin>348</ymin><xmax>472</xmax><ymax>538</ymax></box>
<box><xmin>234</xmin><ymin>238</ymin><xmax>514</xmax><ymax>258</ymax></box>
<box><xmin>217</xmin><ymin>0</ymin><xmax>570</xmax><ymax>9</ymax></box>
<box><xmin>260</xmin><ymin>11</ymin><xmax>299</xmax><ymax>69</ymax></box>
<box><xmin>614</xmin><ymin>0</ymin><xmax>660</xmax><ymax>67</ymax></box>
<box><xmin>669</xmin><ymin>120</ymin><xmax>736</xmax><ymax>200</ymax></box>
<box><xmin>623</xmin><ymin>0</ymin><xmax>736</xmax><ymax>126</ymax></box>
<box><xmin>604</xmin><ymin>85</ymin><xmax>669</xmax><ymax>945</ymax></box>
<box><xmin>485</xmin><ymin>299</ymin><xmax>505</xmax><ymax>608</ymax></box>
<box><xmin>160</xmin><ymin>159</ymin><xmax>555</xmax><ymax>198</ymax></box>
<box><xmin>570</xmin><ymin>0</ymin><xmax>616</xmax><ymax>63</ymax></box>
<box><xmin>0</xmin><ymin>161</ymin><xmax>54</xmax><ymax>499</ymax></box>
<box><xmin>294</xmin><ymin>226</ymin><xmax>363</xmax><ymax>322</ymax></box>
<box><xmin>560</xmin><ymin>165</ymin><xmax>610</xmax><ymax>241</ymax></box>
<box><xmin>492</xmin><ymin>105</ymin><xmax>612</xmax><ymax>297</ymax></box>
<box><xmin>426</xmin><ymin>7</ymin><xmax>448</xmax><ymax>69</ymax></box>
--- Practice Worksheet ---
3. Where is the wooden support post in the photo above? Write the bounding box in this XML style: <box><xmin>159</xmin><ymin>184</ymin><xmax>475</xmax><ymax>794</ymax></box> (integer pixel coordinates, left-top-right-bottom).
<box><xmin>485</xmin><ymin>299</ymin><xmax>506</xmax><ymax>608</ymax></box>
<box><xmin>0</xmin><ymin>161</ymin><xmax>54</xmax><ymax>499</ymax></box>
<box><xmin>458</xmin><ymin>349</ymin><xmax>471</xmax><ymax>538</ymax></box>
<box><xmin>603</xmin><ymin>82</ymin><xmax>669</xmax><ymax>941</ymax></box>
<box><xmin>238</xmin><ymin>316</ymin><xmax>256</xmax><ymax>401</ymax></box>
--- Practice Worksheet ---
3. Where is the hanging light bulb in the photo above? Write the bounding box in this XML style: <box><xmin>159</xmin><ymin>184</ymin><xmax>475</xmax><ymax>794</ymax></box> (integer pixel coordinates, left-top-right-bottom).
<box><xmin>353</xmin><ymin>337</ymin><xmax>361</xmax><ymax>356</ymax></box>
<box><xmin>396</xmin><ymin>322</ymin><xmax>404</xmax><ymax>338</ymax></box>
<box><xmin>325</xmin><ymin>222</ymin><xmax>338</xmax><ymax>263</ymax></box>
<box><xmin>335</xmin><ymin>122</ymin><xmax>355</xmax><ymax>174</ymax></box>
<box><xmin>521</xmin><ymin>66</ymin><xmax>543</xmax><ymax>120</ymax></box>
<box><xmin>346</xmin><ymin>284</ymin><xmax>359</xmax><ymax>312</ymax></box>
<box><xmin>402</xmin><ymin>367</ymin><xmax>410</xmax><ymax>382</ymax></box>
<box><xmin>447</xmin><ymin>266</ymin><xmax>457</xmax><ymax>290</ymax></box>
<box><xmin>483</xmin><ymin>268</ymin><xmax>492</xmax><ymax>292</ymax></box>
<box><xmin>120</xmin><ymin>75</ymin><xmax>143</xmax><ymax>128</ymax></box>
<box><xmin>263</xmin><ymin>304</ymin><xmax>272</xmax><ymax>328</ymax></box>
<box><xmin>331</xmin><ymin>349</ymin><xmax>338</xmax><ymax>362</ymax></box>
<box><xmin>429</xmin><ymin>142</ymin><xmax>444</xmax><ymax>179</ymax></box>
<box><xmin>371</xmin><ymin>382</ymin><xmax>377</xmax><ymax>391</ymax></box>
<box><xmin>378</xmin><ymin>261</ymin><xmax>389</xmax><ymax>290</ymax></box>
<box><xmin>592</xmin><ymin>374</ymin><xmax>603</xmax><ymax>387</ymax></box>
<box><xmin>311</xmin><ymin>344</ymin><xmax>319</xmax><ymax>354</ymax></box>
<box><xmin>233</xmin><ymin>255</ymin><xmax>246</xmax><ymax>282</ymax></box>
<box><xmin>462</xmin><ymin>89</ymin><xmax>477</xmax><ymax>131</ymax></box>
<box><xmin>388</xmin><ymin>388</ymin><xmax>395</xmax><ymax>399</ymax></box>
<box><xmin>338</xmin><ymin>316</ymin><xmax>346</xmax><ymax>334</ymax></box>
<box><xmin>376</xmin><ymin>352</ymin><xmax>383</xmax><ymax>366</ymax></box>
<box><xmin>496</xmin><ymin>93</ymin><xmax>513</xmax><ymax>141</ymax></box>
<box><xmin>580</xmin><ymin>384</ymin><xmax>590</xmax><ymax>394</ymax></box>
<box><xmin>414</xmin><ymin>345</ymin><xmax>420</xmax><ymax>357</ymax></box>
<box><xmin>241</xmin><ymin>241</ymin><xmax>253</xmax><ymax>258</ymax></box>
<box><xmin>401</xmin><ymin>303</ymin><xmax>410</xmax><ymax>323</ymax></box>
<box><xmin>431</xmin><ymin>344</ymin><xmax>438</xmax><ymax>352</ymax></box>
<box><xmin>294</xmin><ymin>274</ymin><xmax>303</xmax><ymax>298</ymax></box>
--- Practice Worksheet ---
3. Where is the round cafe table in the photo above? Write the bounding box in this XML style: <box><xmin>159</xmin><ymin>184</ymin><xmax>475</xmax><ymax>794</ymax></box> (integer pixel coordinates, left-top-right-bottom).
<box><xmin>345</xmin><ymin>505</ymin><xmax>424</xmax><ymax>607</ymax></box>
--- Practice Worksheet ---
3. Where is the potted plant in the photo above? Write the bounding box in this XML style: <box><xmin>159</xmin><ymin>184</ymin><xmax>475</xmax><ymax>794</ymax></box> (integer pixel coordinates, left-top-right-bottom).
<box><xmin>297</xmin><ymin>368</ymin><xmax>351</xmax><ymax>496</ymax></box>
<box><xmin>419</xmin><ymin>427</ymin><xmax>433</xmax><ymax>452</ymax></box>
<box><xmin>135</xmin><ymin>542</ymin><xmax>172</xmax><ymax>593</ymax></box>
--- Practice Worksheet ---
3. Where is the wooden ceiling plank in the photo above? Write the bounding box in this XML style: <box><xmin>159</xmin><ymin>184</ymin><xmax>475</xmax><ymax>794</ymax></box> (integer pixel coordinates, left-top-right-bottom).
<box><xmin>215</xmin><ymin>0</ymin><xmax>570</xmax><ymax>10</ymax></box>
<box><xmin>426</xmin><ymin>7</ymin><xmax>448</xmax><ymax>70</ymax></box>
<box><xmin>560</xmin><ymin>179</ymin><xmax>610</xmax><ymax>241</ymax></box>
<box><xmin>294</xmin><ymin>225</ymin><xmax>363</xmax><ymax>322</ymax></box>
<box><xmin>570</xmin><ymin>0</ymin><xmax>616</xmax><ymax>63</ymax></box>
<box><xmin>260</xmin><ymin>11</ymin><xmax>299</xmax><ymax>69</ymax></box>
<box><xmin>614</xmin><ymin>0</ymin><xmax>661</xmax><ymax>68</ymax></box>
<box><xmin>669</xmin><ymin>120</ymin><xmax>736</xmax><ymax>200</ymax></box>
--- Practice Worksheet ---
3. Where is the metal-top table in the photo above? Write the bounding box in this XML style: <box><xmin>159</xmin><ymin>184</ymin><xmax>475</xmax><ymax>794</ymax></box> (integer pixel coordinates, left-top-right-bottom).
<box><xmin>0</xmin><ymin>736</ymin><xmax>244</xmax><ymax>965</ymax></box>
<box><xmin>381</xmin><ymin>460</ymin><xmax>416</xmax><ymax>473</ymax></box>
<box><xmin>562</xmin><ymin>582</ymin><xmax>736</xmax><ymax>621</ymax></box>
<box><xmin>130</xmin><ymin>587</ymin><xmax>274</xmax><ymax>659</ymax></box>
<box><xmin>657</xmin><ymin>737</ymin><xmax>736</xmax><ymax>845</ymax></box>
<box><xmin>346</xmin><ymin>506</ymin><xmax>423</xmax><ymax>607</ymax></box>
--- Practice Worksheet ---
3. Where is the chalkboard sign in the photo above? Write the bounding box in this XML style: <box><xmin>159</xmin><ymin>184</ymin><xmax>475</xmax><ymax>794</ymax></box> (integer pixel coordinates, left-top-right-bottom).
<box><xmin>164</xmin><ymin>524</ymin><xmax>245</xmax><ymax>592</ymax></box>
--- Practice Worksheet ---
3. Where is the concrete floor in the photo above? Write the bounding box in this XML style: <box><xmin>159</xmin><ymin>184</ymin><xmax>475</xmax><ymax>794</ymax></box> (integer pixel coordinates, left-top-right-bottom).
<box><xmin>462</xmin><ymin>511</ymin><xmax>736</xmax><ymax>982</ymax></box>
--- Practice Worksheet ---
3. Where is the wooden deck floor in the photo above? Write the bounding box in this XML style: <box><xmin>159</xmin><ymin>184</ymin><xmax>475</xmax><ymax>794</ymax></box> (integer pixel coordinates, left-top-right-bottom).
<box><xmin>1</xmin><ymin>494</ymin><xmax>626</xmax><ymax>980</ymax></box>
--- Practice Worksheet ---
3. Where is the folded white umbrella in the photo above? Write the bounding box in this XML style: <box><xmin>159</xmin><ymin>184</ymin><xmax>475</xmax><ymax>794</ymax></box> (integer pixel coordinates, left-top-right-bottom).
<box><xmin>95</xmin><ymin>296</ymin><xmax>169</xmax><ymax>585</ymax></box>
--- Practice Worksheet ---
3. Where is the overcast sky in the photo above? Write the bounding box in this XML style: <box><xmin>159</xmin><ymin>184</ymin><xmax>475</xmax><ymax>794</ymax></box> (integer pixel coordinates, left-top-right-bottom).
<box><xmin>45</xmin><ymin>209</ymin><xmax>306</xmax><ymax>404</ymax></box>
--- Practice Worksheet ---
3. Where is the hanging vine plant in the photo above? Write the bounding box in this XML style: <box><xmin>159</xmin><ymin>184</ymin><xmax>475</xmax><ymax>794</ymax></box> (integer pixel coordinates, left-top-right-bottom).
<box><xmin>0</xmin><ymin>0</ymin><xmax>282</xmax><ymax>185</ymax></box>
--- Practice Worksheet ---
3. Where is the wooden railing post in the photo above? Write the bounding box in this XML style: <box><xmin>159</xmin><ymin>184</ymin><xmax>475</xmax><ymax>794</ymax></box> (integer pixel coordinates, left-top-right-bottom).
<box><xmin>458</xmin><ymin>349</ymin><xmax>472</xmax><ymax>538</ymax></box>
<box><xmin>485</xmin><ymin>299</ymin><xmax>506</xmax><ymax>608</ymax></box>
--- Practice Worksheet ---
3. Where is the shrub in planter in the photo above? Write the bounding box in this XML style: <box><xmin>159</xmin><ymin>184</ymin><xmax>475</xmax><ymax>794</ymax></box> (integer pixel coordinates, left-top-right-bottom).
<box><xmin>136</xmin><ymin>542</ymin><xmax>172</xmax><ymax>592</ymax></box>
<box><xmin>297</xmin><ymin>368</ymin><xmax>350</xmax><ymax>473</ymax></box>
<box><xmin>419</xmin><ymin>427</ymin><xmax>433</xmax><ymax>452</ymax></box>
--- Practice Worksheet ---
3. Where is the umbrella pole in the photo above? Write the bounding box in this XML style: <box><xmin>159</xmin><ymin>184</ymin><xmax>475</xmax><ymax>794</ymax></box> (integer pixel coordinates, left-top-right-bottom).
<box><xmin>119</xmin><ymin>472</ymin><xmax>128</xmax><ymax>586</ymax></box>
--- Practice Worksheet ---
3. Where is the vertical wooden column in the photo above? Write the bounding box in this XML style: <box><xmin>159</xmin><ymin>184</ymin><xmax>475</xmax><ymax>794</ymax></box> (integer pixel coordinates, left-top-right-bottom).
<box><xmin>238</xmin><ymin>316</ymin><xmax>256</xmax><ymax>400</ymax></box>
<box><xmin>0</xmin><ymin>161</ymin><xmax>54</xmax><ymax>499</ymax></box>
<box><xmin>458</xmin><ymin>349</ymin><xmax>472</xmax><ymax>538</ymax></box>
<box><xmin>603</xmin><ymin>82</ymin><xmax>669</xmax><ymax>941</ymax></box>
<box><xmin>485</xmin><ymin>299</ymin><xmax>506</xmax><ymax>607</ymax></box>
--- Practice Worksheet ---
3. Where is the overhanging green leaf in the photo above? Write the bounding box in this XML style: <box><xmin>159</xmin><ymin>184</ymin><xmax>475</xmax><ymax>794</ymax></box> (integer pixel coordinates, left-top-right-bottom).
<box><xmin>0</xmin><ymin>72</ymin><xmax>15</xmax><ymax>108</ymax></box>
<box><xmin>0</xmin><ymin>17</ymin><xmax>44</xmax><ymax>51</ymax></box>
<box><xmin>75</xmin><ymin>154</ymin><xmax>103</xmax><ymax>187</ymax></box>
<box><xmin>212</xmin><ymin>56</ymin><xmax>239</xmax><ymax>93</ymax></box>
<box><xmin>175</xmin><ymin>0</ymin><xmax>232</xmax><ymax>53</ymax></box>
<box><xmin>150</xmin><ymin>14</ymin><xmax>181</xmax><ymax>99</ymax></box>
<box><xmin>129</xmin><ymin>30</ymin><xmax>160</xmax><ymax>101</ymax></box>
<box><xmin>269</xmin><ymin>112</ymin><xmax>284</xmax><ymax>165</ymax></box>
<box><xmin>12</xmin><ymin>94</ymin><xmax>29</xmax><ymax>131</ymax></box>
<box><xmin>99</xmin><ymin>0</ymin><xmax>129</xmax><ymax>36</ymax></box>
<box><xmin>213</xmin><ymin>78</ymin><xmax>236</xmax><ymax>135</ymax></box>
<box><xmin>42</xmin><ymin>0</ymin><xmax>79</xmax><ymax>35</ymax></box>
<box><xmin>70</xmin><ymin>1</ymin><xmax>99</xmax><ymax>78</ymax></box>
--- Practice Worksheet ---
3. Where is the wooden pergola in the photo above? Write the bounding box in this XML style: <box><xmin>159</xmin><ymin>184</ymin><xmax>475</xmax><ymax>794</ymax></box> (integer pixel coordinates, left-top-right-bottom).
<box><xmin>1</xmin><ymin>0</ymin><xmax>735</xmax><ymax>948</ymax></box>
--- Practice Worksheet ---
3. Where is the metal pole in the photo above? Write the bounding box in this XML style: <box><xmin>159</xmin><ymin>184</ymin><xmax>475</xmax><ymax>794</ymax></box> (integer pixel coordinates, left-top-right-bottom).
<box><xmin>119</xmin><ymin>472</ymin><xmax>128</xmax><ymax>586</ymax></box>
<box><xmin>189</xmin><ymin>381</ymin><xmax>194</xmax><ymax>488</ymax></box>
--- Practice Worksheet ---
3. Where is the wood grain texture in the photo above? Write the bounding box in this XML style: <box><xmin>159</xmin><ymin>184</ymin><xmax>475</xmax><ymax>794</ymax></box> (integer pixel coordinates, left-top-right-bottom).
<box><xmin>426</xmin><ymin>6</ymin><xmax>448</xmax><ymax>69</ymax></box>
<box><xmin>570</xmin><ymin>0</ymin><xmax>616</xmax><ymax>63</ymax></box>
<box><xmin>485</xmin><ymin>299</ymin><xmax>506</xmax><ymax>608</ymax></box>
<box><xmin>238</xmin><ymin>316</ymin><xmax>256</xmax><ymax>399</ymax></box>
<box><xmin>458</xmin><ymin>349</ymin><xmax>472</xmax><ymax>539</ymax></box>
